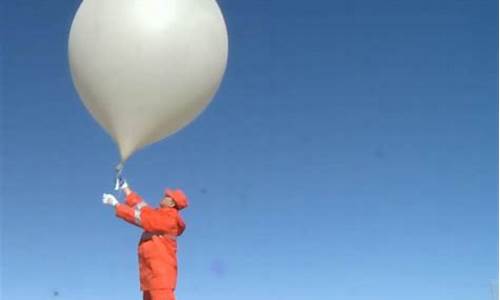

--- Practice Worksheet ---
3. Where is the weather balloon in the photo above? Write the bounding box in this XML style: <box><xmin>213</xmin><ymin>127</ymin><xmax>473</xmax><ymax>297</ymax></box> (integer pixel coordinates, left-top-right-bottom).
<box><xmin>68</xmin><ymin>0</ymin><xmax>228</xmax><ymax>163</ymax></box>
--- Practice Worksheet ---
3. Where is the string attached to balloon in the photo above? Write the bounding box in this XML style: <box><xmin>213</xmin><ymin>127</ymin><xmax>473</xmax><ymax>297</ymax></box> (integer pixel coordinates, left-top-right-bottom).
<box><xmin>113</xmin><ymin>161</ymin><xmax>125</xmax><ymax>199</ymax></box>
<box><xmin>115</xmin><ymin>162</ymin><xmax>124</xmax><ymax>178</ymax></box>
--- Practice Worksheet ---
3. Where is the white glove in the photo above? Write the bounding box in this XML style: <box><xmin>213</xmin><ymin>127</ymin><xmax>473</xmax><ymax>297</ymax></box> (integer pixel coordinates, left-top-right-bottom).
<box><xmin>114</xmin><ymin>176</ymin><xmax>129</xmax><ymax>191</ymax></box>
<box><xmin>102</xmin><ymin>193</ymin><xmax>119</xmax><ymax>207</ymax></box>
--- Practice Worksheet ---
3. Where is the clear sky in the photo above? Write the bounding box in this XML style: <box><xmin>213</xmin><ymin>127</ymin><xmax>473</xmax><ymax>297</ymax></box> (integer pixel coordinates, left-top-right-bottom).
<box><xmin>1</xmin><ymin>0</ymin><xmax>498</xmax><ymax>300</ymax></box>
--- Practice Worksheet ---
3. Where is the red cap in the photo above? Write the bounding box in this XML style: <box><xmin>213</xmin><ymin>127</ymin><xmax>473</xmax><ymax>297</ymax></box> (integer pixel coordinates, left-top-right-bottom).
<box><xmin>165</xmin><ymin>189</ymin><xmax>189</xmax><ymax>210</ymax></box>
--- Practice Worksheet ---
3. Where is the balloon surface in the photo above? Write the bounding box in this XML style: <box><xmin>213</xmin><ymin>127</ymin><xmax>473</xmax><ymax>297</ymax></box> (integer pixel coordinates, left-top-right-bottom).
<box><xmin>68</xmin><ymin>0</ymin><xmax>228</xmax><ymax>162</ymax></box>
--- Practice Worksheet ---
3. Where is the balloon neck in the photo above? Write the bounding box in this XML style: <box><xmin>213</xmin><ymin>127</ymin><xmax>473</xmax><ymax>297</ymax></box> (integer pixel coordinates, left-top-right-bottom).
<box><xmin>115</xmin><ymin>162</ymin><xmax>125</xmax><ymax>176</ymax></box>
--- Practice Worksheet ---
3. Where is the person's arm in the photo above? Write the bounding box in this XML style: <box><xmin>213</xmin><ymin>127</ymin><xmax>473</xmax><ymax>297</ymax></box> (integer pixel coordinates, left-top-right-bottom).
<box><xmin>115</xmin><ymin>191</ymin><xmax>150</xmax><ymax>226</ymax></box>
<box><xmin>123</xmin><ymin>189</ymin><xmax>147</xmax><ymax>207</ymax></box>
<box><xmin>115</xmin><ymin>203</ymin><xmax>142</xmax><ymax>228</ymax></box>
<box><xmin>102</xmin><ymin>193</ymin><xmax>141</xmax><ymax>228</ymax></box>
<box><xmin>115</xmin><ymin>176</ymin><xmax>146</xmax><ymax>207</ymax></box>
<box><xmin>123</xmin><ymin>186</ymin><xmax>132</xmax><ymax>196</ymax></box>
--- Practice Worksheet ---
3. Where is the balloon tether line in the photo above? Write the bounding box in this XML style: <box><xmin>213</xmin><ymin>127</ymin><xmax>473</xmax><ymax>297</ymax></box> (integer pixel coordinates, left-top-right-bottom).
<box><xmin>115</xmin><ymin>161</ymin><xmax>124</xmax><ymax>177</ymax></box>
<box><xmin>114</xmin><ymin>161</ymin><xmax>125</xmax><ymax>198</ymax></box>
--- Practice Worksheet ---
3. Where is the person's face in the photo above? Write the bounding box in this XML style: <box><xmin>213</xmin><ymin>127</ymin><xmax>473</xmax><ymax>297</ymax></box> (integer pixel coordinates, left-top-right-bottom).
<box><xmin>160</xmin><ymin>195</ymin><xmax>176</xmax><ymax>208</ymax></box>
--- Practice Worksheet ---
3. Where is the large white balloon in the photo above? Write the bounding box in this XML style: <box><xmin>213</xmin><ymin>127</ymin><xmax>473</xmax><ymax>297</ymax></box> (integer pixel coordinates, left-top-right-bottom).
<box><xmin>68</xmin><ymin>0</ymin><xmax>228</xmax><ymax>162</ymax></box>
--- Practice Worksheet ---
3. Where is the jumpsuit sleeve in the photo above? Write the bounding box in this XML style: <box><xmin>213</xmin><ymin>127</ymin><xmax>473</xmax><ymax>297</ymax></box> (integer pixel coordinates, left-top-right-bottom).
<box><xmin>140</xmin><ymin>208</ymin><xmax>182</xmax><ymax>236</ymax></box>
<box><xmin>124</xmin><ymin>191</ymin><xmax>145</xmax><ymax>207</ymax></box>
<box><xmin>115</xmin><ymin>191</ymin><xmax>150</xmax><ymax>227</ymax></box>
<box><xmin>115</xmin><ymin>204</ymin><xmax>140</xmax><ymax>227</ymax></box>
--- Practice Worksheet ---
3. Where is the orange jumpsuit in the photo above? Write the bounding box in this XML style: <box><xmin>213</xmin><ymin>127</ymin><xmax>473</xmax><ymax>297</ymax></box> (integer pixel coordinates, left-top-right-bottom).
<box><xmin>115</xmin><ymin>191</ymin><xmax>186</xmax><ymax>300</ymax></box>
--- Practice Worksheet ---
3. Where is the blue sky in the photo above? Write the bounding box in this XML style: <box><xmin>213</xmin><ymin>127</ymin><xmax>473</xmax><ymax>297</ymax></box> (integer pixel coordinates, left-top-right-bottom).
<box><xmin>1</xmin><ymin>0</ymin><xmax>498</xmax><ymax>299</ymax></box>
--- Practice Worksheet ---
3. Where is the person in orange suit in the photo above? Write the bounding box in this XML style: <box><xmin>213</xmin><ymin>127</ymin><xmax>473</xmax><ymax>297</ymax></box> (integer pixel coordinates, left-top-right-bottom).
<box><xmin>103</xmin><ymin>176</ymin><xmax>188</xmax><ymax>300</ymax></box>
